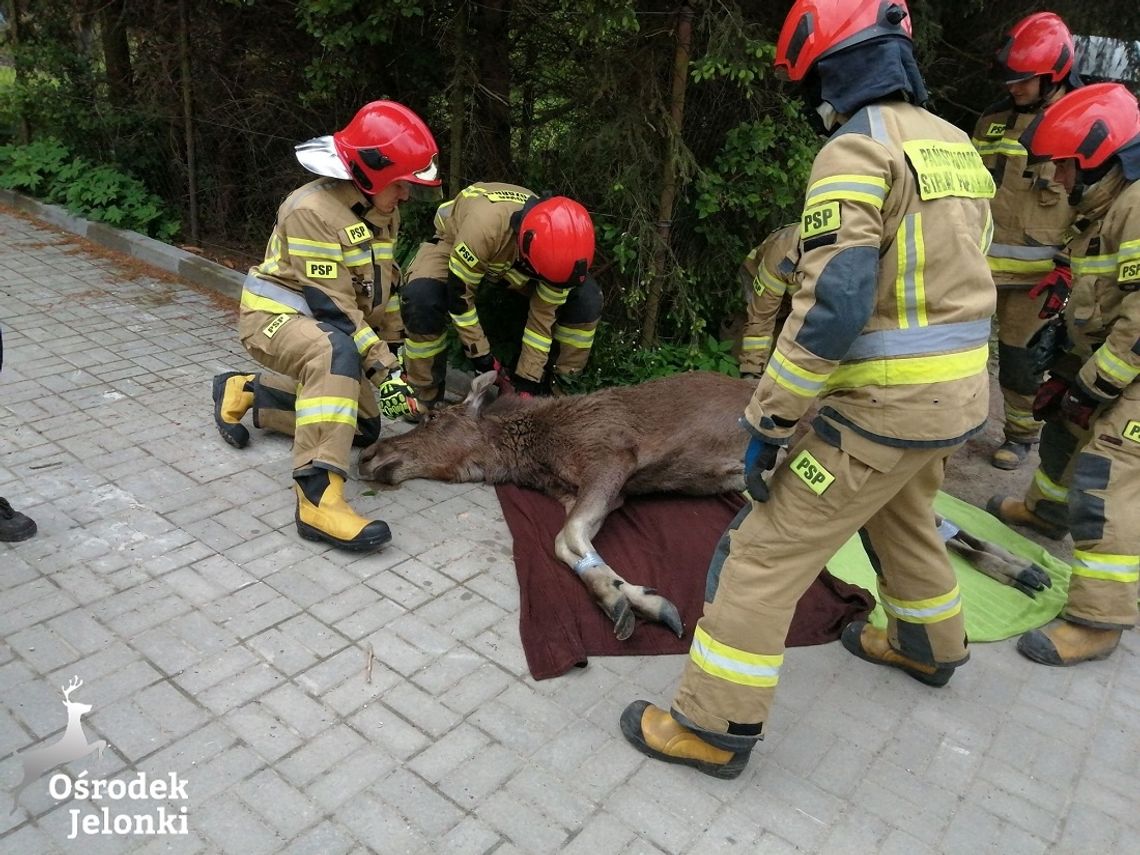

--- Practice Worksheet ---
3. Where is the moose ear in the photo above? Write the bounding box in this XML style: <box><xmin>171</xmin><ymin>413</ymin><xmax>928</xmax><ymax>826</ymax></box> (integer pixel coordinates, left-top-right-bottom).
<box><xmin>464</xmin><ymin>370</ymin><xmax>499</xmax><ymax>416</ymax></box>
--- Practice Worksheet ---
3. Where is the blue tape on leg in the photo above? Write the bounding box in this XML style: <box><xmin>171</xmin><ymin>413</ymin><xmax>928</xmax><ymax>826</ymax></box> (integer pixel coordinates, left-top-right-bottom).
<box><xmin>573</xmin><ymin>551</ymin><xmax>605</xmax><ymax>576</ymax></box>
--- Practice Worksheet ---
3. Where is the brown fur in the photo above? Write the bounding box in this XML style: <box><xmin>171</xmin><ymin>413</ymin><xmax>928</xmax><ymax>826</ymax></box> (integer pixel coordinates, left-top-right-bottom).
<box><xmin>360</xmin><ymin>371</ymin><xmax>758</xmax><ymax>638</ymax></box>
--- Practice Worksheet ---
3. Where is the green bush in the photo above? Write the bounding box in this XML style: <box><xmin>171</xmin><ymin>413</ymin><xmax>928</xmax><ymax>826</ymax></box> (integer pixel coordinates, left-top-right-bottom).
<box><xmin>0</xmin><ymin>138</ymin><xmax>180</xmax><ymax>242</ymax></box>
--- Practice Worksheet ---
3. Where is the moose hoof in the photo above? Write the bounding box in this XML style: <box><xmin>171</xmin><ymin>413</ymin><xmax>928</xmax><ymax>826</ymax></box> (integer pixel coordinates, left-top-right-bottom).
<box><xmin>610</xmin><ymin>599</ymin><xmax>636</xmax><ymax>641</ymax></box>
<box><xmin>658</xmin><ymin>600</ymin><xmax>684</xmax><ymax>638</ymax></box>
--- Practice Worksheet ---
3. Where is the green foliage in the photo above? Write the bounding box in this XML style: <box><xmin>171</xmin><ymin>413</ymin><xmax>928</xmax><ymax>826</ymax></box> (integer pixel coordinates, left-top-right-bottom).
<box><xmin>0</xmin><ymin>139</ymin><xmax>181</xmax><ymax>241</ymax></box>
<box><xmin>559</xmin><ymin>326</ymin><xmax>739</xmax><ymax>394</ymax></box>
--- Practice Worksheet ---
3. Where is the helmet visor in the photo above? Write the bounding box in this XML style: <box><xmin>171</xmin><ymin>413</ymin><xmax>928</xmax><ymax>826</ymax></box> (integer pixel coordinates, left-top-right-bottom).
<box><xmin>410</xmin><ymin>153</ymin><xmax>441</xmax><ymax>185</ymax></box>
<box><xmin>294</xmin><ymin>136</ymin><xmax>351</xmax><ymax>180</ymax></box>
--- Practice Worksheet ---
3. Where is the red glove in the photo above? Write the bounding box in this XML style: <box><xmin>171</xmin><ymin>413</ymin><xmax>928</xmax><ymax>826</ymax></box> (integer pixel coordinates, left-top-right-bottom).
<box><xmin>1060</xmin><ymin>385</ymin><xmax>1100</xmax><ymax>430</ymax></box>
<box><xmin>1031</xmin><ymin>375</ymin><xmax>1070</xmax><ymax>422</ymax></box>
<box><xmin>1028</xmin><ymin>262</ymin><xmax>1073</xmax><ymax>320</ymax></box>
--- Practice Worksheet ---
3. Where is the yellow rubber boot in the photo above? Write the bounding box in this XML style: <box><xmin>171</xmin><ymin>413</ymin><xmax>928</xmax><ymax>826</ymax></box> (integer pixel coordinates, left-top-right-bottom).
<box><xmin>619</xmin><ymin>701</ymin><xmax>753</xmax><ymax>779</ymax></box>
<box><xmin>985</xmin><ymin>495</ymin><xmax>1067</xmax><ymax>540</ymax></box>
<box><xmin>1016</xmin><ymin>619</ymin><xmax>1122</xmax><ymax>666</ymax></box>
<box><xmin>212</xmin><ymin>372</ymin><xmax>255</xmax><ymax>448</ymax></box>
<box><xmin>841</xmin><ymin>621</ymin><xmax>957</xmax><ymax>687</ymax></box>
<box><xmin>294</xmin><ymin>471</ymin><xmax>391</xmax><ymax>552</ymax></box>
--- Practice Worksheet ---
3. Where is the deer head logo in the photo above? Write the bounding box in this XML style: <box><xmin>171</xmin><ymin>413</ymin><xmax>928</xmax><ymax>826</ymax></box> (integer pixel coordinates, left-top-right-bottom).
<box><xmin>9</xmin><ymin>676</ymin><xmax>107</xmax><ymax>813</ymax></box>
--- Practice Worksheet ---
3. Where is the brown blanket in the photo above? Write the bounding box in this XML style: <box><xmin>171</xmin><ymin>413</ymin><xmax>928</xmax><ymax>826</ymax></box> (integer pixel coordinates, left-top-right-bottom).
<box><xmin>496</xmin><ymin>485</ymin><xmax>876</xmax><ymax>680</ymax></box>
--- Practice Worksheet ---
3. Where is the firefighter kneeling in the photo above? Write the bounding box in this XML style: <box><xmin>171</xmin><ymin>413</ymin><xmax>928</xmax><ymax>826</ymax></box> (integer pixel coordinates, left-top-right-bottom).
<box><xmin>212</xmin><ymin>100</ymin><xmax>441</xmax><ymax>551</ymax></box>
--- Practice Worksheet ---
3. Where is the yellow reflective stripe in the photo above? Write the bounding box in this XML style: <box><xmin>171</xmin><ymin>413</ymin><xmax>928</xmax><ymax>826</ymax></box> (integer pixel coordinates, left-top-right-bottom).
<box><xmin>1071</xmin><ymin>549</ymin><xmax>1140</xmax><ymax>583</ymax></box>
<box><xmin>295</xmin><ymin>395</ymin><xmax>358</xmax><ymax>428</ymax></box>
<box><xmin>536</xmin><ymin>282</ymin><xmax>570</xmax><ymax>305</ymax></box>
<box><xmin>522</xmin><ymin>328</ymin><xmax>552</xmax><ymax>353</ymax></box>
<box><xmin>385</xmin><ymin>294</ymin><xmax>400</xmax><ymax>313</ymax></box>
<box><xmin>895</xmin><ymin>213</ymin><xmax>928</xmax><ymax>329</ymax></box>
<box><xmin>881</xmin><ymin>586</ymin><xmax>962</xmax><ymax>624</ymax></box>
<box><xmin>553</xmin><ymin>326</ymin><xmax>595</xmax><ymax>348</ymax></box>
<box><xmin>287</xmin><ymin>237</ymin><xmax>342</xmax><ymax>260</ymax></box>
<box><xmin>742</xmin><ymin>336</ymin><xmax>773</xmax><ymax>352</ymax></box>
<box><xmin>405</xmin><ymin>335</ymin><xmax>448</xmax><ymax>359</ymax></box>
<box><xmin>689</xmin><ymin>625</ymin><xmax>782</xmax><ymax>688</ymax></box>
<box><xmin>825</xmin><ymin>344</ymin><xmax>988</xmax><ymax>391</ymax></box>
<box><xmin>1006</xmin><ymin>405</ymin><xmax>1038</xmax><ymax>433</ymax></box>
<box><xmin>987</xmin><ymin>256</ymin><xmax>1056</xmax><ymax>275</ymax></box>
<box><xmin>353</xmin><ymin>327</ymin><xmax>379</xmax><ymax>355</ymax></box>
<box><xmin>806</xmin><ymin>174</ymin><xmax>889</xmax><ymax>209</ymax></box>
<box><xmin>972</xmin><ymin>139</ymin><xmax>1027</xmax><ymax>158</ymax></box>
<box><xmin>769</xmin><ymin>351</ymin><xmax>827</xmax><ymax>398</ymax></box>
<box><xmin>980</xmin><ymin>209</ymin><xmax>994</xmax><ymax>254</ymax></box>
<box><xmin>1033</xmin><ymin>467</ymin><xmax>1068</xmax><ymax>503</ymax></box>
<box><xmin>504</xmin><ymin>268</ymin><xmax>531</xmax><ymax>288</ymax></box>
<box><xmin>240</xmin><ymin>291</ymin><xmax>299</xmax><ymax>316</ymax></box>
<box><xmin>450</xmin><ymin>308</ymin><xmax>480</xmax><ymax>327</ymax></box>
<box><xmin>1095</xmin><ymin>344</ymin><xmax>1139</xmax><ymax>386</ymax></box>
<box><xmin>433</xmin><ymin>199</ymin><xmax>455</xmax><ymax>232</ymax></box>
<box><xmin>371</xmin><ymin>240</ymin><xmax>394</xmax><ymax>261</ymax></box>
<box><xmin>756</xmin><ymin>264</ymin><xmax>787</xmax><ymax>296</ymax></box>
<box><xmin>1072</xmin><ymin>254</ymin><xmax>1117</xmax><ymax>277</ymax></box>
<box><xmin>448</xmin><ymin>257</ymin><xmax>483</xmax><ymax>285</ymax></box>
<box><xmin>343</xmin><ymin>247</ymin><xmax>371</xmax><ymax>267</ymax></box>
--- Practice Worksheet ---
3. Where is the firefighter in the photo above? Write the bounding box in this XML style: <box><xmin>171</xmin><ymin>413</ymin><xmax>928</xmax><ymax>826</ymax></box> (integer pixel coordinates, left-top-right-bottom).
<box><xmin>211</xmin><ymin>100</ymin><xmax>440</xmax><ymax>552</ymax></box>
<box><xmin>400</xmin><ymin>183</ymin><xmax>600</xmax><ymax>402</ymax></box>
<box><xmin>738</xmin><ymin>224</ymin><xmax>800</xmax><ymax>379</ymax></box>
<box><xmin>988</xmin><ymin>83</ymin><xmax>1140</xmax><ymax>665</ymax></box>
<box><xmin>620</xmin><ymin>0</ymin><xmax>996</xmax><ymax>779</ymax></box>
<box><xmin>973</xmin><ymin>13</ymin><xmax>1081</xmax><ymax>470</ymax></box>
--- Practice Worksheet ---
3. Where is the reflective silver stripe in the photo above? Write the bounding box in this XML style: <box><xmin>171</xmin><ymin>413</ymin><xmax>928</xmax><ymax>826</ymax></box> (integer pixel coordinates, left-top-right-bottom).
<box><xmin>987</xmin><ymin>243</ymin><xmax>1058</xmax><ymax>260</ymax></box>
<box><xmin>867</xmin><ymin>105</ymin><xmax>888</xmax><ymax>144</ymax></box>
<box><xmin>843</xmin><ymin>319</ymin><xmax>991</xmax><ymax>361</ymax></box>
<box><xmin>898</xmin><ymin>212</ymin><xmax>925</xmax><ymax>329</ymax></box>
<box><xmin>243</xmin><ymin>274</ymin><xmax>312</xmax><ymax>316</ymax></box>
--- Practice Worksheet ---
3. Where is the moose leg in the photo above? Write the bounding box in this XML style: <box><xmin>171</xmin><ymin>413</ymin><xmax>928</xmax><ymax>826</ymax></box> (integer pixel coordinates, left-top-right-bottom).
<box><xmin>938</xmin><ymin>515</ymin><xmax>1052</xmax><ymax>597</ymax></box>
<box><xmin>553</xmin><ymin>464</ymin><xmax>683</xmax><ymax>640</ymax></box>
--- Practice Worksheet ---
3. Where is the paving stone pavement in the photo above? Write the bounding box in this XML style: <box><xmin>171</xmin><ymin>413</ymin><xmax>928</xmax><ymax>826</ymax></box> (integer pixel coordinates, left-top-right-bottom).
<box><xmin>0</xmin><ymin>205</ymin><xmax>1137</xmax><ymax>855</ymax></box>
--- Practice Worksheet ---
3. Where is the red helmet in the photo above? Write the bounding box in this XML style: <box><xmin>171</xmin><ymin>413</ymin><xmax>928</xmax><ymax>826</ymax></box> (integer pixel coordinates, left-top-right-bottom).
<box><xmin>993</xmin><ymin>13</ymin><xmax>1074</xmax><ymax>84</ymax></box>
<box><xmin>775</xmin><ymin>0</ymin><xmax>912</xmax><ymax>82</ymax></box>
<box><xmin>517</xmin><ymin>197</ymin><xmax>595</xmax><ymax>286</ymax></box>
<box><xmin>1022</xmin><ymin>83</ymin><xmax>1140</xmax><ymax>170</ymax></box>
<box><xmin>295</xmin><ymin>101</ymin><xmax>440</xmax><ymax>197</ymax></box>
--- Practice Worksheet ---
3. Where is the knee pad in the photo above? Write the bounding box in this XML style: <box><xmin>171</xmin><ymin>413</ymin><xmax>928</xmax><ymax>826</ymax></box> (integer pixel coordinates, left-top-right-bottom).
<box><xmin>997</xmin><ymin>343</ymin><xmax>1041</xmax><ymax>396</ymax></box>
<box><xmin>558</xmin><ymin>277</ymin><xmax>603</xmax><ymax>325</ymax></box>
<box><xmin>401</xmin><ymin>277</ymin><xmax>449</xmax><ymax>335</ymax></box>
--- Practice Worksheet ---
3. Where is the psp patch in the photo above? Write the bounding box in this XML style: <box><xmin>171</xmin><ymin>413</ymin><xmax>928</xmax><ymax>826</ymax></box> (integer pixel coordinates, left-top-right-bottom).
<box><xmin>1118</xmin><ymin>258</ymin><xmax>1140</xmax><ymax>286</ymax></box>
<box><xmin>454</xmin><ymin>242</ymin><xmax>479</xmax><ymax>268</ymax></box>
<box><xmin>1124</xmin><ymin>420</ymin><xmax>1140</xmax><ymax>445</ymax></box>
<box><xmin>305</xmin><ymin>259</ymin><xmax>338</xmax><ymax>279</ymax></box>
<box><xmin>262</xmin><ymin>313</ymin><xmax>291</xmax><ymax>339</ymax></box>
<box><xmin>344</xmin><ymin>221</ymin><xmax>371</xmax><ymax>245</ymax></box>
<box><xmin>791</xmin><ymin>450</ymin><xmax>835</xmax><ymax>495</ymax></box>
<box><xmin>985</xmin><ymin>122</ymin><xmax>1006</xmax><ymax>138</ymax></box>
<box><xmin>801</xmin><ymin>202</ymin><xmax>841</xmax><ymax>239</ymax></box>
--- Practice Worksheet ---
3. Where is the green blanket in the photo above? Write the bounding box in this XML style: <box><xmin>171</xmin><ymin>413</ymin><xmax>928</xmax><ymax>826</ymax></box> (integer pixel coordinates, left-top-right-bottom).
<box><xmin>826</xmin><ymin>492</ymin><xmax>1070</xmax><ymax>642</ymax></box>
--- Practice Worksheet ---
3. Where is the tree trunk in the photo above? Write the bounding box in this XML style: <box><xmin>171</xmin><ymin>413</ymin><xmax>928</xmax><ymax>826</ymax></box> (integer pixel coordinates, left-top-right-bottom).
<box><xmin>7</xmin><ymin>0</ymin><xmax>30</xmax><ymax>143</ymax></box>
<box><xmin>448</xmin><ymin>4</ymin><xmax>468</xmax><ymax>195</ymax></box>
<box><xmin>641</xmin><ymin>4</ymin><xmax>693</xmax><ymax>348</ymax></box>
<box><xmin>177</xmin><ymin>0</ymin><xmax>199</xmax><ymax>244</ymax></box>
<box><xmin>99</xmin><ymin>0</ymin><xmax>133</xmax><ymax>108</ymax></box>
<box><xmin>471</xmin><ymin>0</ymin><xmax>513</xmax><ymax>181</ymax></box>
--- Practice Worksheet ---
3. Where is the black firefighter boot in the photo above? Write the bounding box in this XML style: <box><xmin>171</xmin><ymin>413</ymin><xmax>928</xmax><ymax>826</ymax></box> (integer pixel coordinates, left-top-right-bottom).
<box><xmin>212</xmin><ymin>372</ymin><xmax>256</xmax><ymax>448</ymax></box>
<box><xmin>0</xmin><ymin>498</ymin><xmax>37</xmax><ymax>542</ymax></box>
<box><xmin>841</xmin><ymin>621</ymin><xmax>957</xmax><ymax>687</ymax></box>
<box><xmin>619</xmin><ymin>701</ymin><xmax>754</xmax><ymax>779</ymax></box>
<box><xmin>294</xmin><ymin>470</ymin><xmax>391</xmax><ymax>552</ymax></box>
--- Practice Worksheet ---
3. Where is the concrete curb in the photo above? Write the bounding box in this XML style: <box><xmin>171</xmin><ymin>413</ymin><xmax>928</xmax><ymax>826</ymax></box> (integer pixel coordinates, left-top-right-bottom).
<box><xmin>0</xmin><ymin>188</ymin><xmax>244</xmax><ymax>302</ymax></box>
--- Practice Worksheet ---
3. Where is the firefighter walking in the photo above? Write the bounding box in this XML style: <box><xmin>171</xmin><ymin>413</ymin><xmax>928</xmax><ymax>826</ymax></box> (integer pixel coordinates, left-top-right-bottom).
<box><xmin>990</xmin><ymin>83</ymin><xmax>1140</xmax><ymax>666</ymax></box>
<box><xmin>737</xmin><ymin>224</ymin><xmax>800</xmax><ymax>379</ymax></box>
<box><xmin>212</xmin><ymin>100</ymin><xmax>438</xmax><ymax>552</ymax></box>
<box><xmin>620</xmin><ymin>0</ymin><xmax>997</xmax><ymax>779</ymax></box>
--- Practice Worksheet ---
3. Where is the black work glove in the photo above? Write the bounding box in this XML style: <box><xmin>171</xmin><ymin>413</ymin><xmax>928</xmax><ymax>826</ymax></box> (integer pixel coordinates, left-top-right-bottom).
<box><xmin>743</xmin><ymin>436</ymin><xmax>779</xmax><ymax>502</ymax></box>
<box><xmin>1032</xmin><ymin>375</ymin><xmax>1070</xmax><ymax>422</ymax></box>
<box><xmin>510</xmin><ymin>374</ymin><xmax>545</xmax><ymax>398</ymax></box>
